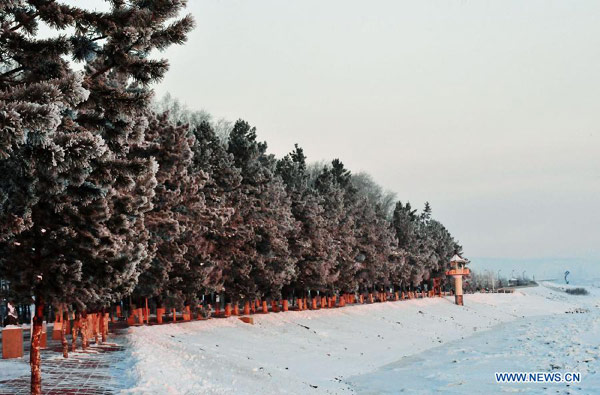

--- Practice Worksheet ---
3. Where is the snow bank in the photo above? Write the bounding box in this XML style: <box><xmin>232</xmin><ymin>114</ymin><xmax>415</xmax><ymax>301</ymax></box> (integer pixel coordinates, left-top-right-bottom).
<box><xmin>349</xmin><ymin>282</ymin><xmax>600</xmax><ymax>393</ymax></box>
<box><xmin>124</xmin><ymin>284</ymin><xmax>579</xmax><ymax>394</ymax></box>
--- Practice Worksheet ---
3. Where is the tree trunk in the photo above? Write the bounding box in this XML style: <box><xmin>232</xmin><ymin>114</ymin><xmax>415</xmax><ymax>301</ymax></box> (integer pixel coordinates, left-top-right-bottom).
<box><xmin>71</xmin><ymin>313</ymin><xmax>79</xmax><ymax>352</ymax></box>
<box><xmin>93</xmin><ymin>312</ymin><xmax>99</xmax><ymax>344</ymax></box>
<box><xmin>30</xmin><ymin>295</ymin><xmax>44</xmax><ymax>395</ymax></box>
<box><xmin>61</xmin><ymin>308</ymin><xmax>68</xmax><ymax>358</ymax></box>
<box><xmin>80</xmin><ymin>313</ymin><xmax>88</xmax><ymax>350</ymax></box>
<box><xmin>100</xmin><ymin>310</ymin><xmax>107</xmax><ymax>343</ymax></box>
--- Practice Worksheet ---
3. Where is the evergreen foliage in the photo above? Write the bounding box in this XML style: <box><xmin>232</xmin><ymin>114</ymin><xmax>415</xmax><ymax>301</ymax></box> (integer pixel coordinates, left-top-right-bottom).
<box><xmin>0</xmin><ymin>2</ymin><xmax>462</xmax><ymax>391</ymax></box>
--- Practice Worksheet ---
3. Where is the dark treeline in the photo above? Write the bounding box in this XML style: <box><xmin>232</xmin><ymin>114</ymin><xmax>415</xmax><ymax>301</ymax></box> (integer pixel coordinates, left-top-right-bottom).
<box><xmin>142</xmin><ymin>96</ymin><xmax>463</xmax><ymax>310</ymax></box>
<box><xmin>0</xmin><ymin>1</ymin><xmax>460</xmax><ymax>393</ymax></box>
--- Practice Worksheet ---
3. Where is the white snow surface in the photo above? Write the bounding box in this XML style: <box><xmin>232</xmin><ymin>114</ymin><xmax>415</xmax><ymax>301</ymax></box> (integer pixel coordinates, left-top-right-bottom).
<box><xmin>123</xmin><ymin>283</ymin><xmax>600</xmax><ymax>394</ymax></box>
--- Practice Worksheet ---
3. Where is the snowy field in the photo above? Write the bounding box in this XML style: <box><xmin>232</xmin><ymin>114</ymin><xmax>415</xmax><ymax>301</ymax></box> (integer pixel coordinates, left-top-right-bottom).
<box><xmin>122</xmin><ymin>282</ymin><xmax>599</xmax><ymax>394</ymax></box>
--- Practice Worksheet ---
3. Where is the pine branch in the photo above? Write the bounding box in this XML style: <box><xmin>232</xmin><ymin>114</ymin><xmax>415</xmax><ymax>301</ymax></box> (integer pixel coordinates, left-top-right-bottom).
<box><xmin>9</xmin><ymin>12</ymin><xmax>39</xmax><ymax>32</ymax></box>
<box><xmin>0</xmin><ymin>66</ymin><xmax>25</xmax><ymax>79</ymax></box>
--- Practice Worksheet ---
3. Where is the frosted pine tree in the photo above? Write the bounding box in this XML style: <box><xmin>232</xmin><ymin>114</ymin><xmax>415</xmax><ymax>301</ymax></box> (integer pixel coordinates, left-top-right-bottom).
<box><xmin>134</xmin><ymin>112</ymin><xmax>210</xmax><ymax>309</ymax></box>
<box><xmin>0</xmin><ymin>1</ymin><xmax>193</xmax><ymax>393</ymax></box>
<box><xmin>277</xmin><ymin>145</ymin><xmax>338</xmax><ymax>300</ymax></box>
<box><xmin>314</xmin><ymin>160</ymin><xmax>358</xmax><ymax>296</ymax></box>
<box><xmin>225</xmin><ymin>120</ymin><xmax>297</xmax><ymax>302</ymax></box>
<box><xmin>391</xmin><ymin>201</ymin><xmax>422</xmax><ymax>289</ymax></box>
<box><xmin>188</xmin><ymin>120</ymin><xmax>242</xmax><ymax>306</ymax></box>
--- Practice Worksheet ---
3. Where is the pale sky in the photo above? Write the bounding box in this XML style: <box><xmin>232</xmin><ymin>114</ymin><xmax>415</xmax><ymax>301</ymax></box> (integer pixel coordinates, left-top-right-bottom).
<box><xmin>66</xmin><ymin>1</ymin><xmax>600</xmax><ymax>267</ymax></box>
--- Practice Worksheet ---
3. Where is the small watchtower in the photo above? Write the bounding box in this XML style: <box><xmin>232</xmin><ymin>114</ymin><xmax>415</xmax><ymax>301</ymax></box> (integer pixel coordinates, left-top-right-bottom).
<box><xmin>445</xmin><ymin>254</ymin><xmax>470</xmax><ymax>306</ymax></box>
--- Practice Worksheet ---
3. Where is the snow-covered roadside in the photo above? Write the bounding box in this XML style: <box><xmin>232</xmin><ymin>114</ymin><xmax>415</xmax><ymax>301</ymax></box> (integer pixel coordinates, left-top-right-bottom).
<box><xmin>349</xmin><ymin>282</ymin><xmax>600</xmax><ymax>393</ymax></box>
<box><xmin>123</xmin><ymin>284</ymin><xmax>581</xmax><ymax>394</ymax></box>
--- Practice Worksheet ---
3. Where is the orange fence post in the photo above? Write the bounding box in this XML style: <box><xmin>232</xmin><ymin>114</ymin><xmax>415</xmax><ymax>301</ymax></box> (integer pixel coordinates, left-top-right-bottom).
<box><xmin>52</xmin><ymin>305</ymin><xmax>63</xmax><ymax>341</ymax></box>
<box><xmin>244</xmin><ymin>302</ymin><xmax>250</xmax><ymax>315</ymax></box>
<box><xmin>225</xmin><ymin>303</ymin><xmax>231</xmax><ymax>317</ymax></box>
<box><xmin>233</xmin><ymin>303</ymin><xmax>239</xmax><ymax>316</ymax></box>
<box><xmin>311</xmin><ymin>298</ymin><xmax>317</xmax><ymax>310</ymax></box>
<box><xmin>262</xmin><ymin>300</ymin><xmax>268</xmax><ymax>314</ymax></box>
<box><xmin>282</xmin><ymin>299</ymin><xmax>289</xmax><ymax>311</ymax></box>
<box><xmin>172</xmin><ymin>308</ymin><xmax>176</xmax><ymax>322</ymax></box>
<box><xmin>156</xmin><ymin>307</ymin><xmax>165</xmax><ymax>324</ymax></box>
<box><xmin>2</xmin><ymin>327</ymin><xmax>23</xmax><ymax>359</ymax></box>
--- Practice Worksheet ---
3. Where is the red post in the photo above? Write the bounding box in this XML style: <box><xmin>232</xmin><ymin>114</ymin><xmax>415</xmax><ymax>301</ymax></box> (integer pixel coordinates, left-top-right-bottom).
<box><xmin>262</xmin><ymin>300</ymin><xmax>268</xmax><ymax>314</ymax></box>
<box><xmin>312</xmin><ymin>298</ymin><xmax>317</xmax><ymax>310</ymax></box>
<box><xmin>156</xmin><ymin>307</ymin><xmax>165</xmax><ymax>324</ymax></box>
<box><xmin>244</xmin><ymin>302</ymin><xmax>250</xmax><ymax>315</ymax></box>
<box><xmin>225</xmin><ymin>303</ymin><xmax>231</xmax><ymax>317</ymax></box>
<box><xmin>272</xmin><ymin>300</ymin><xmax>279</xmax><ymax>312</ymax></box>
<box><xmin>172</xmin><ymin>308</ymin><xmax>176</xmax><ymax>322</ymax></box>
<box><xmin>298</xmin><ymin>298</ymin><xmax>303</xmax><ymax>311</ymax></box>
<box><xmin>233</xmin><ymin>303</ymin><xmax>239</xmax><ymax>316</ymax></box>
<box><xmin>2</xmin><ymin>327</ymin><xmax>23</xmax><ymax>359</ymax></box>
<box><xmin>144</xmin><ymin>298</ymin><xmax>149</xmax><ymax>323</ymax></box>
<box><xmin>136</xmin><ymin>308</ymin><xmax>144</xmax><ymax>325</ymax></box>
<box><xmin>282</xmin><ymin>299</ymin><xmax>289</xmax><ymax>311</ymax></box>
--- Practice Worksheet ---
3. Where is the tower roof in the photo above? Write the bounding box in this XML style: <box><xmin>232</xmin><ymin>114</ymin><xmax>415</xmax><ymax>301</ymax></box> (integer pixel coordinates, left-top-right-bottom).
<box><xmin>450</xmin><ymin>254</ymin><xmax>468</xmax><ymax>264</ymax></box>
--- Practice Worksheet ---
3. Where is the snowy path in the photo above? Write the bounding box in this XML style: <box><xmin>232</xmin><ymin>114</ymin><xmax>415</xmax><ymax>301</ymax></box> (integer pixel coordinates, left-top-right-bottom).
<box><xmin>123</xmin><ymin>284</ymin><xmax>588</xmax><ymax>394</ymax></box>
<box><xmin>0</xmin><ymin>323</ymin><xmax>132</xmax><ymax>394</ymax></box>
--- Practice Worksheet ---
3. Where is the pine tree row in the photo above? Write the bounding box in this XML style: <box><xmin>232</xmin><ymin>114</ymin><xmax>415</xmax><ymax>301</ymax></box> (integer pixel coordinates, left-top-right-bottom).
<box><xmin>134</xmin><ymin>103</ymin><xmax>462</xmax><ymax>313</ymax></box>
<box><xmin>0</xmin><ymin>2</ymin><xmax>460</xmax><ymax>392</ymax></box>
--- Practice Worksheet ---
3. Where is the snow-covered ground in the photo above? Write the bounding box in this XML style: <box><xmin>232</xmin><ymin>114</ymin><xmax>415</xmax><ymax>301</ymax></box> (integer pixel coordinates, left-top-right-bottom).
<box><xmin>122</xmin><ymin>282</ymin><xmax>599</xmax><ymax>394</ymax></box>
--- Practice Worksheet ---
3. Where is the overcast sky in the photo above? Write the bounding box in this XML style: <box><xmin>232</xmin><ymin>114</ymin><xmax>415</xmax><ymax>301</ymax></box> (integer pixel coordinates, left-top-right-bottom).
<box><xmin>151</xmin><ymin>0</ymin><xmax>598</xmax><ymax>264</ymax></box>
<box><xmin>68</xmin><ymin>1</ymin><xmax>599</xmax><ymax>266</ymax></box>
